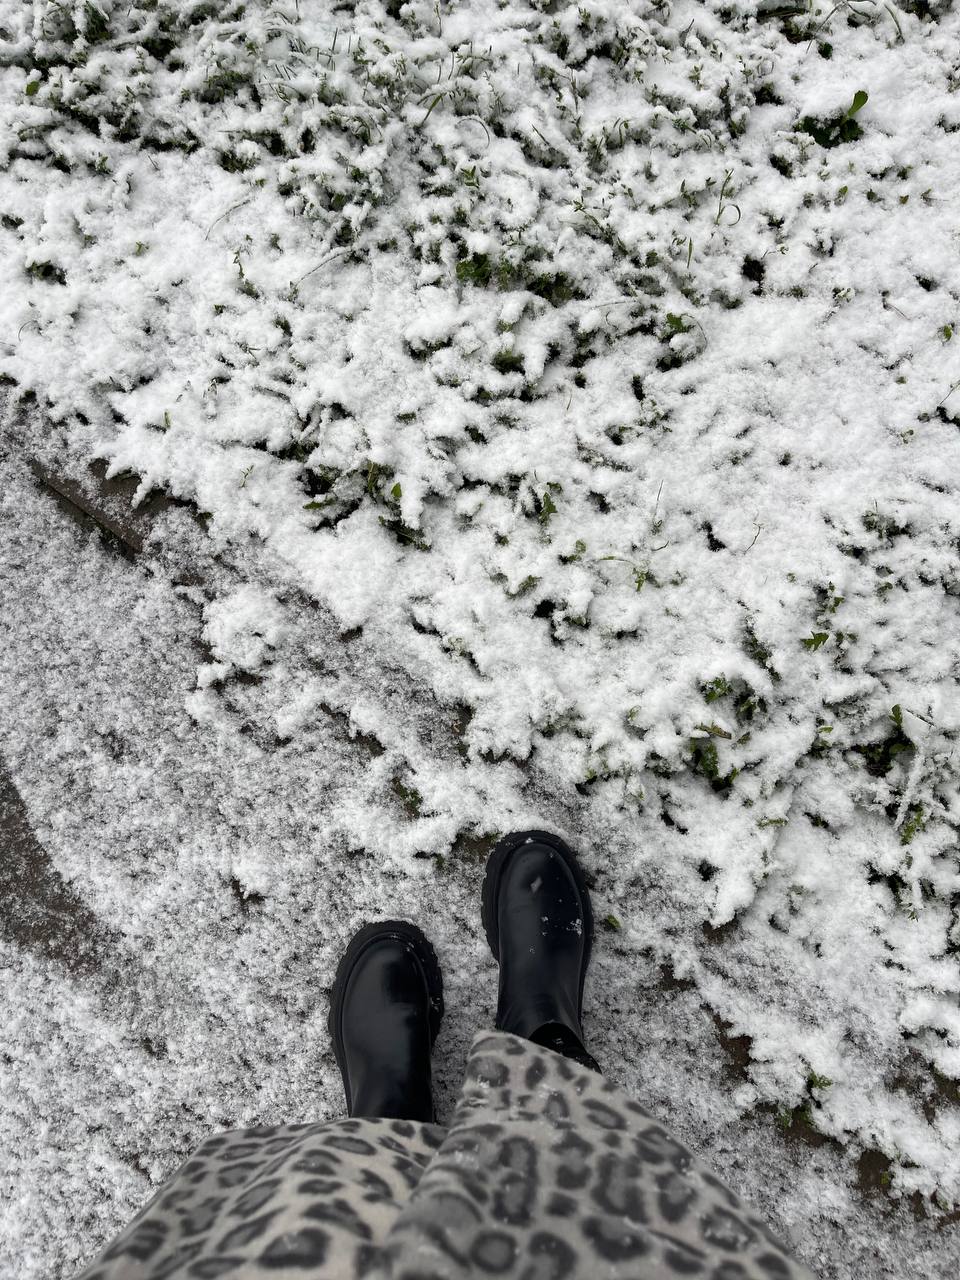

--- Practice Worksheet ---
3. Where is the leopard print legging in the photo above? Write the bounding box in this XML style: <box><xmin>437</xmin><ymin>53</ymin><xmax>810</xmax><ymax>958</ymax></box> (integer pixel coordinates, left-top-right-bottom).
<box><xmin>75</xmin><ymin>1030</ymin><xmax>817</xmax><ymax>1279</ymax></box>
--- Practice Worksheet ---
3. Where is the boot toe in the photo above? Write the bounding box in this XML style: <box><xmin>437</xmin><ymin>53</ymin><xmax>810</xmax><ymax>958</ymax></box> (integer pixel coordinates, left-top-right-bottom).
<box><xmin>498</xmin><ymin>841</ymin><xmax>588</xmax><ymax>942</ymax></box>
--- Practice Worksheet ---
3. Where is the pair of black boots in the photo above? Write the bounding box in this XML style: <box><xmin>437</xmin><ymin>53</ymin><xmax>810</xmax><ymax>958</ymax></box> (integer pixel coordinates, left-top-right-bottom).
<box><xmin>328</xmin><ymin>830</ymin><xmax>599</xmax><ymax>1121</ymax></box>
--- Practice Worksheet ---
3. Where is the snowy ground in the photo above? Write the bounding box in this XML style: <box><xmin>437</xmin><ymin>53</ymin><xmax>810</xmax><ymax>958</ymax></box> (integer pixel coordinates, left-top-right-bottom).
<box><xmin>1</xmin><ymin>0</ymin><xmax>960</xmax><ymax>1276</ymax></box>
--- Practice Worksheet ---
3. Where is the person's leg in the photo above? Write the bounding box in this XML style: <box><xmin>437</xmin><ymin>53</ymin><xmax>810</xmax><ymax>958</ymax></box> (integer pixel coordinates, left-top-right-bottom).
<box><xmin>380</xmin><ymin>1029</ymin><xmax>815</xmax><ymax>1280</ymax></box>
<box><xmin>74</xmin><ymin>1117</ymin><xmax>445</xmax><ymax>1280</ymax></box>
<box><xmin>378</xmin><ymin>831</ymin><xmax>818</xmax><ymax>1280</ymax></box>
<box><xmin>74</xmin><ymin>921</ymin><xmax>446</xmax><ymax>1280</ymax></box>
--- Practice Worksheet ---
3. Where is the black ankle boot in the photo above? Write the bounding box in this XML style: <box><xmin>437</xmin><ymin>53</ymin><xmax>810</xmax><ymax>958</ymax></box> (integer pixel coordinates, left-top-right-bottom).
<box><xmin>328</xmin><ymin>920</ymin><xmax>443</xmax><ymax>1121</ymax></box>
<box><xmin>481</xmin><ymin>830</ymin><xmax>600</xmax><ymax>1072</ymax></box>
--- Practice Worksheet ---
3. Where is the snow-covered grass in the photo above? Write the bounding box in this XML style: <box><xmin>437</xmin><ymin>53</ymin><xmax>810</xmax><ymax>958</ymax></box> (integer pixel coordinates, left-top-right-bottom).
<box><xmin>1</xmin><ymin>0</ymin><xmax>960</xmax><ymax>1273</ymax></box>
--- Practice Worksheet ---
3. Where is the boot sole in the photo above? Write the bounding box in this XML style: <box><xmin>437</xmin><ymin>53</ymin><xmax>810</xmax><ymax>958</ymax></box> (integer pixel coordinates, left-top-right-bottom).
<box><xmin>480</xmin><ymin>829</ymin><xmax>595</xmax><ymax>1018</ymax></box>
<box><xmin>327</xmin><ymin>920</ymin><xmax>444</xmax><ymax>1116</ymax></box>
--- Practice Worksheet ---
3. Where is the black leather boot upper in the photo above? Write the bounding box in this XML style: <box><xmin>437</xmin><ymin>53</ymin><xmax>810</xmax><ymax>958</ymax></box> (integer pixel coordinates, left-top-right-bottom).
<box><xmin>485</xmin><ymin>834</ymin><xmax>599</xmax><ymax>1071</ymax></box>
<box><xmin>329</xmin><ymin>923</ymin><xmax>441</xmax><ymax>1121</ymax></box>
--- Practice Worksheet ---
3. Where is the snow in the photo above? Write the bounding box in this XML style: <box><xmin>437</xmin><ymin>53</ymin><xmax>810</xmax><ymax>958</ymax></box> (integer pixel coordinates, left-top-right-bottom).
<box><xmin>1</xmin><ymin>0</ymin><xmax>959</xmax><ymax>1276</ymax></box>
<box><xmin>200</xmin><ymin>584</ymin><xmax>290</xmax><ymax>677</ymax></box>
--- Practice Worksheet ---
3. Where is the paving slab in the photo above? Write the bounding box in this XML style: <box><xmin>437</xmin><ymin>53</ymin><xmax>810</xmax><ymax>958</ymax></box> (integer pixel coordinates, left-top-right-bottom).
<box><xmin>0</xmin><ymin>756</ymin><xmax>116</xmax><ymax>976</ymax></box>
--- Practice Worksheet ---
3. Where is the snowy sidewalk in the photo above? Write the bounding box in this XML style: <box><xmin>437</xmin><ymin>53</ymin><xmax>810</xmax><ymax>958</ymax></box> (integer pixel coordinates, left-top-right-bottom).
<box><xmin>2</xmin><ymin>1</ymin><xmax>960</xmax><ymax>1276</ymax></box>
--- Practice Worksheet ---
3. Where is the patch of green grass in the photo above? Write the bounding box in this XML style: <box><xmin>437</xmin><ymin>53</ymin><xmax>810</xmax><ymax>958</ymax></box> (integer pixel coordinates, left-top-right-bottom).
<box><xmin>702</xmin><ymin>675</ymin><xmax>732</xmax><ymax>703</ymax></box>
<box><xmin>694</xmin><ymin>722</ymin><xmax>732</xmax><ymax>740</ymax></box>
<box><xmin>538</xmin><ymin>490</ymin><xmax>558</xmax><ymax>524</ymax></box>
<box><xmin>536</xmin><ymin>483</ymin><xmax>562</xmax><ymax>525</ymax></box>
<box><xmin>797</xmin><ymin>89</ymin><xmax>869</xmax><ymax>148</ymax></box>
<box><xmin>862</xmin><ymin>506</ymin><xmax>911</xmax><ymax>540</ymax></box>
<box><xmin>492</xmin><ymin>349</ymin><xmax>525</xmax><ymax>375</ymax></box>
<box><xmin>851</xmin><ymin>709</ymin><xmax>913</xmax><ymax>778</ymax></box>
<box><xmin>197</xmin><ymin>68</ymin><xmax>251</xmax><ymax>105</ymax></box>
<box><xmin>456</xmin><ymin>253</ymin><xmax>492</xmax><ymax>287</ymax></box>
<box><xmin>777</xmin><ymin>1103</ymin><xmax>813</xmax><ymax>1130</ymax></box>
<box><xmin>379</xmin><ymin>514</ymin><xmax>428</xmax><ymax>550</ymax></box>
<box><xmin>506</xmin><ymin>574</ymin><xmax>540</xmax><ymax>598</ymax></box>
<box><xmin>595</xmin><ymin>554</ymin><xmax>648</xmax><ymax>592</ymax></box>
<box><xmin>365</xmin><ymin>460</ymin><xmax>386</xmax><ymax>496</ymax></box>
<box><xmin>82</xmin><ymin>1</ymin><xmax>111</xmax><ymax>44</ymax></box>
<box><xmin>27</xmin><ymin>260</ymin><xmax>66</xmax><ymax>284</ymax></box>
<box><xmin>218</xmin><ymin>149</ymin><xmax>257</xmax><ymax>173</ymax></box>
<box><xmin>801</xmin><ymin>632</ymin><xmax>829</xmax><ymax>651</ymax></box>
<box><xmin>733</xmin><ymin>687</ymin><xmax>765</xmax><ymax>724</ymax></box>
<box><xmin>525</xmin><ymin>269</ymin><xmax>583</xmax><ymax>306</ymax></box>
<box><xmin>455</xmin><ymin>247</ymin><xmax>584</xmax><ymax>307</ymax></box>
<box><xmin>816</xmin><ymin>582</ymin><xmax>844</xmax><ymax>617</ymax></box>
<box><xmin>559</xmin><ymin>539</ymin><xmax>587</xmax><ymax>564</ymax></box>
<box><xmin>690</xmin><ymin>737</ymin><xmax>720</xmax><ymax>780</ymax></box>
<box><xmin>744</xmin><ymin>622</ymin><xmax>780</xmax><ymax>682</ymax></box>
<box><xmin>662</xmin><ymin>312</ymin><xmax>694</xmax><ymax>338</ymax></box>
<box><xmin>689</xmin><ymin>737</ymin><xmax>739</xmax><ymax>793</ymax></box>
<box><xmin>900</xmin><ymin>804</ymin><xmax>927</xmax><ymax>846</ymax></box>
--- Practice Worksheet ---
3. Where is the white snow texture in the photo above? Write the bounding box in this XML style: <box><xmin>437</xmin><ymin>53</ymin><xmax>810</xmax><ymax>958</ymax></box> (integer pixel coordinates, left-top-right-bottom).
<box><xmin>1</xmin><ymin>1</ymin><xmax>959</xmax><ymax>1277</ymax></box>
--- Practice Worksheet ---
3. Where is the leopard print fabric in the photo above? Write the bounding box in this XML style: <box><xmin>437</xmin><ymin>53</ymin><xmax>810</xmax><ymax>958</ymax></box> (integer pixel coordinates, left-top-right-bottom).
<box><xmin>75</xmin><ymin>1031</ymin><xmax>817</xmax><ymax>1279</ymax></box>
<box><xmin>74</xmin><ymin>1117</ymin><xmax>445</xmax><ymax>1278</ymax></box>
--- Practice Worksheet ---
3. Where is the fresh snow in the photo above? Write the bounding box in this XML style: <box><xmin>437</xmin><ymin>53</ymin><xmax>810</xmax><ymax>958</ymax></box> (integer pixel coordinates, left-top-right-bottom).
<box><xmin>1</xmin><ymin>1</ymin><xmax>959</xmax><ymax>1277</ymax></box>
